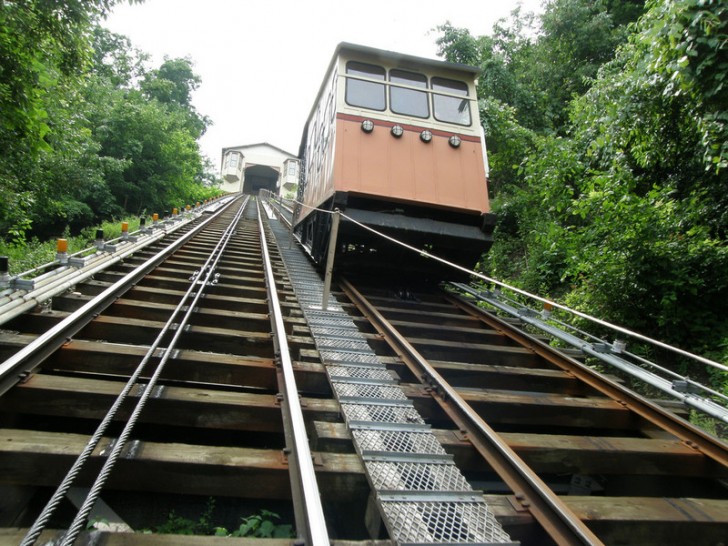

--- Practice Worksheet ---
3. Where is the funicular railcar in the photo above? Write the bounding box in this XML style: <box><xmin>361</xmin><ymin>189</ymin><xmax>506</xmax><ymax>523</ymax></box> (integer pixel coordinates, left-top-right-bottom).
<box><xmin>294</xmin><ymin>42</ymin><xmax>494</xmax><ymax>276</ymax></box>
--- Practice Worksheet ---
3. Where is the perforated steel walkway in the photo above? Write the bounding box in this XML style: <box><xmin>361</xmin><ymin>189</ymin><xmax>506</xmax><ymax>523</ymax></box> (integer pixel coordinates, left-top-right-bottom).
<box><xmin>268</xmin><ymin>212</ymin><xmax>515</xmax><ymax>545</ymax></box>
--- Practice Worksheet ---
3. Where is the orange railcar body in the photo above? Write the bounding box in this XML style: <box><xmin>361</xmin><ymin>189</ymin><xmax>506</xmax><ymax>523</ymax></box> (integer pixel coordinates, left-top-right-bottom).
<box><xmin>333</xmin><ymin>114</ymin><xmax>489</xmax><ymax>214</ymax></box>
<box><xmin>295</xmin><ymin>43</ymin><xmax>494</xmax><ymax>272</ymax></box>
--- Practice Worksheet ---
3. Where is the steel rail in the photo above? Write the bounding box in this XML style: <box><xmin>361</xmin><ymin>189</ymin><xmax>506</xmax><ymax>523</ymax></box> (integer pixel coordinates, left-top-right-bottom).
<box><xmin>0</xmin><ymin>196</ymin><xmax>242</xmax><ymax>398</ymax></box>
<box><xmin>256</xmin><ymin>200</ymin><xmax>330</xmax><ymax>546</ymax></box>
<box><xmin>443</xmin><ymin>291</ymin><xmax>728</xmax><ymax>468</ymax></box>
<box><xmin>20</xmin><ymin>197</ymin><xmax>249</xmax><ymax>546</ymax></box>
<box><xmin>340</xmin><ymin>279</ymin><xmax>605</xmax><ymax>546</ymax></box>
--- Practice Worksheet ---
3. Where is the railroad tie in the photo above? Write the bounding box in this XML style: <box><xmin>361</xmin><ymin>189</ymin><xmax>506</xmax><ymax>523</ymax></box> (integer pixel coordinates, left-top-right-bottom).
<box><xmin>269</xmin><ymin>216</ymin><xmax>515</xmax><ymax>545</ymax></box>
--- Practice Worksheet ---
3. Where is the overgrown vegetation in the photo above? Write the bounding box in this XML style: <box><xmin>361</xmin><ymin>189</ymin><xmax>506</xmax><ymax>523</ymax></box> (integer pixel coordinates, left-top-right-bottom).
<box><xmin>147</xmin><ymin>499</ymin><xmax>295</xmax><ymax>538</ymax></box>
<box><xmin>1</xmin><ymin>0</ymin><xmax>222</xmax><ymax>250</ymax></box>
<box><xmin>0</xmin><ymin>214</ymin><xmax>145</xmax><ymax>275</ymax></box>
<box><xmin>436</xmin><ymin>0</ymin><xmax>727</xmax><ymax>388</ymax></box>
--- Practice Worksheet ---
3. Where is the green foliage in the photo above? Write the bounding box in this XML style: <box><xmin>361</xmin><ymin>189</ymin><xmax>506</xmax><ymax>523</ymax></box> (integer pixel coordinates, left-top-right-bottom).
<box><xmin>0</xmin><ymin>215</ymin><xmax>143</xmax><ymax>275</ymax></box>
<box><xmin>637</xmin><ymin>0</ymin><xmax>727</xmax><ymax>173</ymax></box>
<box><xmin>141</xmin><ymin>57</ymin><xmax>210</xmax><ymax>139</ymax></box>
<box><xmin>0</xmin><ymin>0</ymin><xmax>135</xmax><ymax>154</ymax></box>
<box><xmin>435</xmin><ymin>22</ymin><xmax>482</xmax><ymax>66</ymax></box>
<box><xmin>219</xmin><ymin>510</ymin><xmax>295</xmax><ymax>538</ymax></box>
<box><xmin>150</xmin><ymin>499</ymin><xmax>294</xmax><ymax>539</ymax></box>
<box><xmin>155</xmin><ymin>498</ymin><xmax>217</xmax><ymax>536</ymax></box>
<box><xmin>438</xmin><ymin>0</ymin><xmax>727</xmax><ymax>388</ymax></box>
<box><xmin>535</xmin><ymin>0</ymin><xmax>644</xmax><ymax>129</ymax></box>
<box><xmin>0</xmin><ymin>3</ymin><xmax>220</xmax><ymax>246</ymax></box>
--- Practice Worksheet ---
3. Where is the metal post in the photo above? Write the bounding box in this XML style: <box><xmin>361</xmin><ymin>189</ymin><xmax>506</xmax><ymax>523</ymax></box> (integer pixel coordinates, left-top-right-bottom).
<box><xmin>288</xmin><ymin>203</ymin><xmax>300</xmax><ymax>250</ymax></box>
<box><xmin>321</xmin><ymin>210</ymin><xmax>341</xmax><ymax>311</ymax></box>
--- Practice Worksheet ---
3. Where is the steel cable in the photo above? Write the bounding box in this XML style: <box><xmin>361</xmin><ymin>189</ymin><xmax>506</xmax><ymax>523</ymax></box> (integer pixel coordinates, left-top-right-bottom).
<box><xmin>264</xmin><ymin>191</ymin><xmax>728</xmax><ymax>375</ymax></box>
<box><xmin>22</xmin><ymin>198</ymin><xmax>247</xmax><ymax>546</ymax></box>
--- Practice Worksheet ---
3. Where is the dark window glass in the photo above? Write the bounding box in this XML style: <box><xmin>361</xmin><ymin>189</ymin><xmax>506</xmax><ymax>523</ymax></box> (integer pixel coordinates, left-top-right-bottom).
<box><xmin>389</xmin><ymin>69</ymin><xmax>429</xmax><ymax>118</ymax></box>
<box><xmin>345</xmin><ymin>61</ymin><xmax>386</xmax><ymax>111</ymax></box>
<box><xmin>432</xmin><ymin>77</ymin><xmax>471</xmax><ymax>126</ymax></box>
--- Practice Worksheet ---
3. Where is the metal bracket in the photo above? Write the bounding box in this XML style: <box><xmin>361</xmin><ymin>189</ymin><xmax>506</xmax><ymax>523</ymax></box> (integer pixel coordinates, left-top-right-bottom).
<box><xmin>13</xmin><ymin>278</ymin><xmax>36</xmax><ymax>291</ymax></box>
<box><xmin>672</xmin><ymin>379</ymin><xmax>702</xmax><ymax>394</ymax></box>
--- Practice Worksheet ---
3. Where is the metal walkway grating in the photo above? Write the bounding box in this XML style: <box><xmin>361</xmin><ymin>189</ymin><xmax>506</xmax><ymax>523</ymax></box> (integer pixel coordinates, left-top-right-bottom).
<box><xmin>268</xmin><ymin>213</ymin><xmax>515</xmax><ymax>545</ymax></box>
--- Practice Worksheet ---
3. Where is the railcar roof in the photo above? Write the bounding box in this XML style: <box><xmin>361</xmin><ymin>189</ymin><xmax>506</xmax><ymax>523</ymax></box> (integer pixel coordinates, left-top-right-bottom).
<box><xmin>299</xmin><ymin>42</ymin><xmax>480</xmax><ymax>156</ymax></box>
<box><xmin>335</xmin><ymin>42</ymin><xmax>481</xmax><ymax>74</ymax></box>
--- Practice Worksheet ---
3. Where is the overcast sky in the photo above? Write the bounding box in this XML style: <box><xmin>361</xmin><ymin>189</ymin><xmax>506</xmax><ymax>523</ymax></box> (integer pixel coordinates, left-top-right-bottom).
<box><xmin>104</xmin><ymin>0</ymin><xmax>543</xmax><ymax>170</ymax></box>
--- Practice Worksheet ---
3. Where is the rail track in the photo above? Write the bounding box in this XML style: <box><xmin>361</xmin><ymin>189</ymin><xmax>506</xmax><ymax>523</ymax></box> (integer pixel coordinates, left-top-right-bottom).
<box><xmin>0</xmin><ymin>195</ymin><xmax>725</xmax><ymax>545</ymax></box>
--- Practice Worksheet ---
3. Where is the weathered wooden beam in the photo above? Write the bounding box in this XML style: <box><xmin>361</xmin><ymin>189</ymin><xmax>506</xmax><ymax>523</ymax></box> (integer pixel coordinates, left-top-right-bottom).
<box><xmin>0</xmin><ymin>375</ymin><xmax>340</xmax><ymax>432</ymax></box>
<box><xmin>484</xmin><ymin>493</ymin><xmax>728</xmax><ymax>546</ymax></box>
<box><xmin>0</xmin><ymin>530</ymin><xmax>395</xmax><ymax>546</ymax></box>
<box><xmin>51</xmin><ymin>339</ymin><xmax>277</xmax><ymax>387</ymax></box>
<box><xmin>369</xmin><ymin>306</ymin><xmax>489</xmax><ymax>329</ymax></box>
<box><xmin>397</xmin><ymin>383</ymin><xmax>634</xmax><ymax>430</ymax></box>
<box><xmin>125</xmin><ymin>285</ymin><xmax>273</xmax><ymax>314</ymax></box>
<box><xmin>0</xmin><ymin>333</ymin><xmax>37</xmax><ymax>361</ymax></box>
<box><xmin>106</xmin><ymin>299</ymin><xmax>278</xmax><ymax>331</ymax></box>
<box><xmin>401</xmin><ymin>358</ymin><xmax>582</xmax><ymax>394</ymax></box>
<box><xmin>138</xmin><ymin>273</ymin><xmax>269</xmax><ymax>298</ymax></box>
<box><xmin>65</xmin><ymin>315</ymin><xmax>315</xmax><ymax>358</ymax></box>
<box><xmin>312</xmin><ymin>422</ymin><xmax>725</xmax><ymax>478</ymax></box>
<box><xmin>43</xmin><ymin>340</ymin><xmax>330</xmax><ymax>394</ymax></box>
<box><xmin>0</xmin><ymin>429</ymin><xmax>367</xmax><ymax>501</ymax></box>
<box><xmin>384</xmin><ymin>318</ymin><xmax>508</xmax><ymax>344</ymax></box>
<box><xmin>406</xmin><ymin>336</ymin><xmax>544</xmax><ymax>367</ymax></box>
<box><xmin>569</xmin><ymin>496</ymin><xmax>728</xmax><ymax>545</ymax></box>
<box><xmin>5</xmin><ymin>424</ymin><xmax>728</xmax><ymax>545</ymax></box>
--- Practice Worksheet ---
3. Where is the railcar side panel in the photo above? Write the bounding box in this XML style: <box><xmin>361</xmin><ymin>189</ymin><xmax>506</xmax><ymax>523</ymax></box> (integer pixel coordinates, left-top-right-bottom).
<box><xmin>299</xmin><ymin>68</ymin><xmax>338</xmax><ymax>223</ymax></box>
<box><xmin>333</xmin><ymin>115</ymin><xmax>488</xmax><ymax>214</ymax></box>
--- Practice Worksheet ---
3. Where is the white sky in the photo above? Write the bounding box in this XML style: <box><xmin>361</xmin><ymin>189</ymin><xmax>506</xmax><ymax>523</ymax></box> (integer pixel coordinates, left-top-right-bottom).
<box><xmin>104</xmin><ymin>0</ymin><xmax>543</xmax><ymax>170</ymax></box>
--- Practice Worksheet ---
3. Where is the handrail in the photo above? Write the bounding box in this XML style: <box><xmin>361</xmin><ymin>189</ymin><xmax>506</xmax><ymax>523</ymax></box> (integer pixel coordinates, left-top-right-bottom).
<box><xmin>451</xmin><ymin>282</ymin><xmax>728</xmax><ymax>426</ymax></box>
<box><xmin>1</xmin><ymin>197</ymin><xmax>233</xmax><ymax>286</ymax></box>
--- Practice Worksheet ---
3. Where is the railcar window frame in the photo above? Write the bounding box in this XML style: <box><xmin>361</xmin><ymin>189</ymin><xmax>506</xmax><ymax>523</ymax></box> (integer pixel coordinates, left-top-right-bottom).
<box><xmin>389</xmin><ymin>69</ymin><xmax>429</xmax><ymax>119</ymax></box>
<box><xmin>431</xmin><ymin>77</ymin><xmax>472</xmax><ymax>126</ymax></box>
<box><xmin>345</xmin><ymin>61</ymin><xmax>386</xmax><ymax>111</ymax></box>
<box><xmin>341</xmin><ymin>59</ymin><xmax>475</xmax><ymax>127</ymax></box>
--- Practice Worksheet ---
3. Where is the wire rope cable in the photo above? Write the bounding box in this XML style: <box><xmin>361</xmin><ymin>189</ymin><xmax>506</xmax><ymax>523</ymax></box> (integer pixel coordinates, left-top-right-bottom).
<box><xmin>265</xmin><ymin>192</ymin><xmax>727</xmax><ymax>375</ymax></box>
<box><xmin>21</xmin><ymin>198</ymin><xmax>248</xmax><ymax>546</ymax></box>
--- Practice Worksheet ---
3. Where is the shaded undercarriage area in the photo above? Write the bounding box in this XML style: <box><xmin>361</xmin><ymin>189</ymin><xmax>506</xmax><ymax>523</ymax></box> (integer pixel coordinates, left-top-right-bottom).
<box><xmin>295</xmin><ymin>194</ymin><xmax>494</xmax><ymax>282</ymax></box>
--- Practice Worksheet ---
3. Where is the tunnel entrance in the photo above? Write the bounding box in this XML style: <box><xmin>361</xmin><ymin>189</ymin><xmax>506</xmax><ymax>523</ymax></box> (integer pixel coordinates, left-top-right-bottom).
<box><xmin>243</xmin><ymin>165</ymin><xmax>279</xmax><ymax>194</ymax></box>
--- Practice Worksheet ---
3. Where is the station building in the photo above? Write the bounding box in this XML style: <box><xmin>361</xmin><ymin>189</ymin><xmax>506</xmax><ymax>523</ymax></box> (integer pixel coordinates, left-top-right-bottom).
<box><xmin>220</xmin><ymin>142</ymin><xmax>299</xmax><ymax>197</ymax></box>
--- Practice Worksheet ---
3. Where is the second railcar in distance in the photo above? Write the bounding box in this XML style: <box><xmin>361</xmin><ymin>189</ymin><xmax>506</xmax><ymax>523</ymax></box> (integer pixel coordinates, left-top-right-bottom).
<box><xmin>294</xmin><ymin>42</ymin><xmax>494</xmax><ymax>277</ymax></box>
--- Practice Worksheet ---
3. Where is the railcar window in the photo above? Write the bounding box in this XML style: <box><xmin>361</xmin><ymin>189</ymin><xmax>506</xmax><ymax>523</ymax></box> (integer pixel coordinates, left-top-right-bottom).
<box><xmin>432</xmin><ymin>77</ymin><xmax>471</xmax><ymax>126</ymax></box>
<box><xmin>389</xmin><ymin>69</ymin><xmax>429</xmax><ymax>118</ymax></box>
<box><xmin>345</xmin><ymin>61</ymin><xmax>386</xmax><ymax>111</ymax></box>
